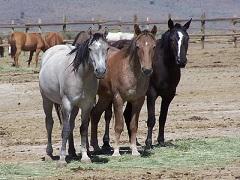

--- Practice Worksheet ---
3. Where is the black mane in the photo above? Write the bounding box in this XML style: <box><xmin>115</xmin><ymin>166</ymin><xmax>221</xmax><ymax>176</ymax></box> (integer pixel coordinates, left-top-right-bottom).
<box><xmin>69</xmin><ymin>33</ymin><xmax>105</xmax><ymax>71</ymax></box>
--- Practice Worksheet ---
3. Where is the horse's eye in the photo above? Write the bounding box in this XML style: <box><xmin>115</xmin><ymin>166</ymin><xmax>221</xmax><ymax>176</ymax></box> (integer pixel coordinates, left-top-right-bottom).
<box><xmin>88</xmin><ymin>48</ymin><xmax>91</xmax><ymax>51</ymax></box>
<box><xmin>107</xmin><ymin>47</ymin><xmax>110</xmax><ymax>51</ymax></box>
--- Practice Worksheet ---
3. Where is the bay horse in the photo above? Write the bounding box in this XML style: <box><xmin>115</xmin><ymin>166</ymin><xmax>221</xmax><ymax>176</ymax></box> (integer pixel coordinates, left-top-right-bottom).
<box><xmin>39</xmin><ymin>29</ymin><xmax>109</xmax><ymax>166</ymax></box>
<box><xmin>8</xmin><ymin>32</ymin><xmax>45</xmax><ymax>67</ymax></box>
<box><xmin>124</xmin><ymin>18</ymin><xmax>192</xmax><ymax>148</ymax></box>
<box><xmin>90</xmin><ymin>24</ymin><xmax>157</xmax><ymax>156</ymax></box>
<box><xmin>72</xmin><ymin>25</ymin><xmax>102</xmax><ymax>46</ymax></box>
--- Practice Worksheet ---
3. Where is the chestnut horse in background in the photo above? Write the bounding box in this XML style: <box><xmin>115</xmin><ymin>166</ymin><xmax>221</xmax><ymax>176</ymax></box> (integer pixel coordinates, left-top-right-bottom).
<box><xmin>8</xmin><ymin>32</ymin><xmax>64</xmax><ymax>67</ymax></box>
<box><xmin>90</xmin><ymin>24</ymin><xmax>157</xmax><ymax>156</ymax></box>
<box><xmin>43</xmin><ymin>32</ymin><xmax>64</xmax><ymax>50</ymax></box>
<box><xmin>8</xmin><ymin>32</ymin><xmax>45</xmax><ymax>67</ymax></box>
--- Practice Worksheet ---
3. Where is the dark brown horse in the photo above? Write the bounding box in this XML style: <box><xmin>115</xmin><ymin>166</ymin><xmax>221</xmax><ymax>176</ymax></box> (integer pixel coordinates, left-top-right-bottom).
<box><xmin>8</xmin><ymin>32</ymin><xmax>45</xmax><ymax>67</ymax></box>
<box><xmin>72</xmin><ymin>25</ymin><xmax>102</xmax><ymax>46</ymax></box>
<box><xmin>90</xmin><ymin>24</ymin><xmax>157</xmax><ymax>156</ymax></box>
<box><xmin>124</xmin><ymin>19</ymin><xmax>192</xmax><ymax>149</ymax></box>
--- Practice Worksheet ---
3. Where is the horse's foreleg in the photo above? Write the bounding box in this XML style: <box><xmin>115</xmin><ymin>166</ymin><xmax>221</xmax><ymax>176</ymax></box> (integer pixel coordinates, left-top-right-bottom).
<box><xmin>34</xmin><ymin>49</ymin><xmax>41</xmax><ymax>68</ymax></box>
<box><xmin>90</xmin><ymin>96</ymin><xmax>111</xmax><ymax>151</ymax></box>
<box><xmin>58</xmin><ymin>97</ymin><xmax>72</xmax><ymax>167</ymax></box>
<box><xmin>42</xmin><ymin>95</ymin><xmax>54</xmax><ymax>157</ymax></box>
<box><xmin>157</xmin><ymin>93</ymin><xmax>175</xmax><ymax>146</ymax></box>
<box><xmin>102</xmin><ymin>102</ymin><xmax>113</xmax><ymax>150</ymax></box>
<box><xmin>129</xmin><ymin>97</ymin><xmax>145</xmax><ymax>156</ymax></box>
<box><xmin>68</xmin><ymin>106</ymin><xmax>79</xmax><ymax>158</ymax></box>
<box><xmin>80</xmin><ymin>107</ymin><xmax>92</xmax><ymax>163</ymax></box>
<box><xmin>112</xmin><ymin>94</ymin><xmax>124</xmax><ymax>157</ymax></box>
<box><xmin>145</xmin><ymin>87</ymin><xmax>158</xmax><ymax>148</ymax></box>
<box><xmin>28</xmin><ymin>51</ymin><xmax>34</xmax><ymax>67</ymax></box>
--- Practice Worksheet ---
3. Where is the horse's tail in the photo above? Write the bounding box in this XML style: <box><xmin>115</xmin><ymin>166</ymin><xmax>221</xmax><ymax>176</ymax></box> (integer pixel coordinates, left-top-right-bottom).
<box><xmin>54</xmin><ymin>103</ymin><xmax>62</xmax><ymax>125</ymax></box>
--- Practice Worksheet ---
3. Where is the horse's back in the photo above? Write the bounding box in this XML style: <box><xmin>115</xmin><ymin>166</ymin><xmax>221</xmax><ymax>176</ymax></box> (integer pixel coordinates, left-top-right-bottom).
<box><xmin>45</xmin><ymin>32</ymin><xmax>64</xmax><ymax>48</ymax></box>
<box><xmin>41</xmin><ymin>44</ymin><xmax>73</xmax><ymax>67</ymax></box>
<box><xmin>39</xmin><ymin>44</ymin><xmax>75</xmax><ymax>103</ymax></box>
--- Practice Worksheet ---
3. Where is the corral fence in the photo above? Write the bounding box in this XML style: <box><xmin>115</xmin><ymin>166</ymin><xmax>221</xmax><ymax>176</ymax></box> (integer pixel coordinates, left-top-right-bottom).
<box><xmin>0</xmin><ymin>13</ymin><xmax>240</xmax><ymax>49</ymax></box>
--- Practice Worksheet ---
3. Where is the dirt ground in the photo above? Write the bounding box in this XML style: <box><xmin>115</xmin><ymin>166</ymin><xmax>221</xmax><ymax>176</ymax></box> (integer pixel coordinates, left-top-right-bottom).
<box><xmin>0</xmin><ymin>42</ymin><xmax>240</xmax><ymax>179</ymax></box>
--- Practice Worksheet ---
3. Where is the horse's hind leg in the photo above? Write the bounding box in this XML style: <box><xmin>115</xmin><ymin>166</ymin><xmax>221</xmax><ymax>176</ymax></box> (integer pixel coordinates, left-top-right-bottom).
<box><xmin>157</xmin><ymin>93</ymin><xmax>175</xmax><ymax>146</ymax></box>
<box><xmin>102</xmin><ymin>102</ymin><xmax>113</xmax><ymax>150</ymax></box>
<box><xmin>27</xmin><ymin>51</ymin><xmax>34</xmax><ymax>67</ymax></box>
<box><xmin>145</xmin><ymin>86</ymin><xmax>158</xmax><ymax>149</ymax></box>
<box><xmin>42</xmin><ymin>95</ymin><xmax>54</xmax><ymax>156</ymax></box>
<box><xmin>34</xmin><ymin>48</ymin><xmax>41</xmax><ymax>68</ymax></box>
<box><xmin>90</xmin><ymin>96</ymin><xmax>111</xmax><ymax>151</ymax></box>
<box><xmin>68</xmin><ymin>106</ymin><xmax>79</xmax><ymax>157</ymax></box>
<box><xmin>58</xmin><ymin>97</ymin><xmax>73</xmax><ymax>166</ymax></box>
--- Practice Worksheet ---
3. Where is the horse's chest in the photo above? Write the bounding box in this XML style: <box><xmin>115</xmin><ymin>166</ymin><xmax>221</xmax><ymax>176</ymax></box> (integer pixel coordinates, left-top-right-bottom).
<box><xmin>122</xmin><ymin>78</ymin><xmax>149</xmax><ymax>100</ymax></box>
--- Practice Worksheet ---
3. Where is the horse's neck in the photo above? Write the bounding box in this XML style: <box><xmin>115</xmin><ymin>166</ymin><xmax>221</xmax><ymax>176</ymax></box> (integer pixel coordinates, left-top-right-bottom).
<box><xmin>127</xmin><ymin>53</ymin><xmax>142</xmax><ymax>77</ymax></box>
<box><xmin>162</xmin><ymin>43</ymin><xmax>178</xmax><ymax>69</ymax></box>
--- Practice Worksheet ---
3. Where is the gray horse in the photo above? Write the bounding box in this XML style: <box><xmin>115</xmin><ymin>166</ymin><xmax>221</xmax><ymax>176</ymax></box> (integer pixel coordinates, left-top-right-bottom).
<box><xmin>39</xmin><ymin>30</ymin><xmax>108</xmax><ymax>166</ymax></box>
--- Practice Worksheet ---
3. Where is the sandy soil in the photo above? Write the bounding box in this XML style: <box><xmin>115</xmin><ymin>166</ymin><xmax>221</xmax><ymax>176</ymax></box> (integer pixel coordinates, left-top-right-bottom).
<box><xmin>0</xmin><ymin>42</ymin><xmax>240</xmax><ymax>179</ymax></box>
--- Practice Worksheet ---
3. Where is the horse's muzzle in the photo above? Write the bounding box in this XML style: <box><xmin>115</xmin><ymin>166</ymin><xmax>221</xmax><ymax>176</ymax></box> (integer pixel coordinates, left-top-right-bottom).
<box><xmin>176</xmin><ymin>58</ymin><xmax>187</xmax><ymax>68</ymax></box>
<box><xmin>142</xmin><ymin>67</ymin><xmax>153</xmax><ymax>76</ymax></box>
<box><xmin>95</xmin><ymin>68</ymin><xmax>106</xmax><ymax>79</ymax></box>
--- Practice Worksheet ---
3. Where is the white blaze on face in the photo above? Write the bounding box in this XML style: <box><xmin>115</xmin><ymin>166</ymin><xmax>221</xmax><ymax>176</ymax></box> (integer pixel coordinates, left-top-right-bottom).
<box><xmin>145</xmin><ymin>41</ymin><xmax>148</xmax><ymax>46</ymax></box>
<box><xmin>177</xmin><ymin>31</ymin><xmax>183</xmax><ymax>58</ymax></box>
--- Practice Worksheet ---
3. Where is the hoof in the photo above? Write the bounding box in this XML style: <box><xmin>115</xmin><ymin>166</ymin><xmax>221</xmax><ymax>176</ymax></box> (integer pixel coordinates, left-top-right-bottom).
<box><xmin>57</xmin><ymin>160</ymin><xmax>67</xmax><ymax>168</ymax></box>
<box><xmin>68</xmin><ymin>151</ymin><xmax>78</xmax><ymax>158</ymax></box>
<box><xmin>132</xmin><ymin>150</ymin><xmax>140</xmax><ymax>156</ymax></box>
<box><xmin>102</xmin><ymin>143</ymin><xmax>112</xmax><ymax>151</ymax></box>
<box><xmin>112</xmin><ymin>151</ymin><xmax>121</xmax><ymax>157</ymax></box>
<box><xmin>157</xmin><ymin>141</ymin><xmax>166</xmax><ymax>147</ymax></box>
<box><xmin>81</xmin><ymin>157</ymin><xmax>91</xmax><ymax>163</ymax></box>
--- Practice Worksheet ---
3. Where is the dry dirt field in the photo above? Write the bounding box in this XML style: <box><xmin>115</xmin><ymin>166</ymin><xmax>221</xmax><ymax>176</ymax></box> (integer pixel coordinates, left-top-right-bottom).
<box><xmin>0</xmin><ymin>42</ymin><xmax>240</xmax><ymax>179</ymax></box>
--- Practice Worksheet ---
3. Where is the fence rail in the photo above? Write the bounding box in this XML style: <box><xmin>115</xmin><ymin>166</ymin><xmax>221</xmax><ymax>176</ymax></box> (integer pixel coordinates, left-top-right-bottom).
<box><xmin>1</xmin><ymin>13</ymin><xmax>240</xmax><ymax>48</ymax></box>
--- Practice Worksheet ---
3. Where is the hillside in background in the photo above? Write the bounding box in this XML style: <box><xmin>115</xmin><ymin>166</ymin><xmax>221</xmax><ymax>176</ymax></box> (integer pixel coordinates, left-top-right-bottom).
<box><xmin>0</xmin><ymin>0</ymin><xmax>239</xmax><ymax>23</ymax></box>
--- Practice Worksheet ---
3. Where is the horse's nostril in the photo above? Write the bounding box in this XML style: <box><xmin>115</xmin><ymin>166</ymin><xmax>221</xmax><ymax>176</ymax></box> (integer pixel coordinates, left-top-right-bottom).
<box><xmin>142</xmin><ymin>68</ymin><xmax>153</xmax><ymax>76</ymax></box>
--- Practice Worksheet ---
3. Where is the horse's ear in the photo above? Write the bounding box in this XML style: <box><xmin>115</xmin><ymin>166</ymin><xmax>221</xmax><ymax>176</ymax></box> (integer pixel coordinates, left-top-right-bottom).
<box><xmin>151</xmin><ymin>25</ymin><xmax>157</xmax><ymax>36</ymax></box>
<box><xmin>168</xmin><ymin>18</ymin><xmax>174</xmax><ymax>30</ymax></box>
<box><xmin>134</xmin><ymin>24</ymin><xmax>141</xmax><ymax>36</ymax></box>
<box><xmin>183</xmin><ymin>18</ymin><xmax>192</xmax><ymax>30</ymax></box>
<box><xmin>103</xmin><ymin>27</ymin><xmax>108</xmax><ymax>38</ymax></box>
<box><xmin>88</xmin><ymin>27</ymin><xmax>93</xmax><ymax>36</ymax></box>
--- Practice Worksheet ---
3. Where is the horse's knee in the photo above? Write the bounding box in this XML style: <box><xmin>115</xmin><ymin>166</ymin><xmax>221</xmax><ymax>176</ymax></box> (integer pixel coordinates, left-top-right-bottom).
<box><xmin>147</xmin><ymin>116</ymin><xmax>156</xmax><ymax>128</ymax></box>
<box><xmin>115</xmin><ymin>124</ymin><xmax>123</xmax><ymax>134</ymax></box>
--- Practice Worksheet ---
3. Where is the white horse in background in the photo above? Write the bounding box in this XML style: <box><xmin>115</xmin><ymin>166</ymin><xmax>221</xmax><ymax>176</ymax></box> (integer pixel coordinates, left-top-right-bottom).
<box><xmin>106</xmin><ymin>32</ymin><xmax>134</xmax><ymax>41</ymax></box>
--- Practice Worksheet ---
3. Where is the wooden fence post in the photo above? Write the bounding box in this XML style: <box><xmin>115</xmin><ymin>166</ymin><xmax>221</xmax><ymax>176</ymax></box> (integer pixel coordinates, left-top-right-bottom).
<box><xmin>11</xmin><ymin>20</ymin><xmax>15</xmax><ymax>32</ymax></box>
<box><xmin>118</xmin><ymin>17</ymin><xmax>122</xmax><ymax>32</ymax></box>
<box><xmin>38</xmin><ymin>18</ymin><xmax>42</xmax><ymax>33</ymax></box>
<box><xmin>63</xmin><ymin>15</ymin><xmax>67</xmax><ymax>36</ymax></box>
<box><xmin>232</xmin><ymin>18</ymin><xmax>237</xmax><ymax>48</ymax></box>
<box><xmin>201</xmin><ymin>13</ymin><xmax>206</xmax><ymax>49</ymax></box>
<box><xmin>133</xmin><ymin>14</ymin><xmax>138</xmax><ymax>24</ymax></box>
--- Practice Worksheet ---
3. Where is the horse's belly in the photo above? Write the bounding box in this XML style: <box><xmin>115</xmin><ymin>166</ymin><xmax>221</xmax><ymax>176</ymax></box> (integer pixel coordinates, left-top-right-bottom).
<box><xmin>22</xmin><ymin>45</ymin><xmax>36</xmax><ymax>51</ymax></box>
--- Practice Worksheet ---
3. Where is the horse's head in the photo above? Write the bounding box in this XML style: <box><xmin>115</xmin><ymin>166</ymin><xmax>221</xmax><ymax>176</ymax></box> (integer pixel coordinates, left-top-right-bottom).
<box><xmin>167</xmin><ymin>18</ymin><xmax>191</xmax><ymax>68</ymax></box>
<box><xmin>133</xmin><ymin>24</ymin><xmax>157</xmax><ymax>76</ymax></box>
<box><xmin>88</xmin><ymin>27</ymin><xmax>109</xmax><ymax>79</ymax></box>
